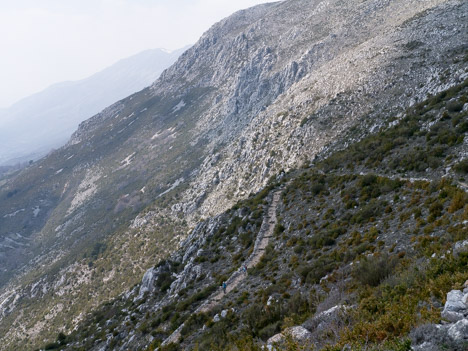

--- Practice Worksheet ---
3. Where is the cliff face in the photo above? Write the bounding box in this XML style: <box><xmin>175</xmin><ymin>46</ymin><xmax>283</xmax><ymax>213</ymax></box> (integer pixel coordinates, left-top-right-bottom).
<box><xmin>0</xmin><ymin>0</ymin><xmax>466</xmax><ymax>349</ymax></box>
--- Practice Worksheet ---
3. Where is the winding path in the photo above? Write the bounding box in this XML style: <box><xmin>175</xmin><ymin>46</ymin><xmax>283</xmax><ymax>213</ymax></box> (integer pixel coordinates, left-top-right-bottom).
<box><xmin>160</xmin><ymin>173</ymin><xmax>467</xmax><ymax>347</ymax></box>
<box><xmin>331</xmin><ymin>169</ymin><xmax>468</xmax><ymax>192</ymax></box>
<box><xmin>160</xmin><ymin>189</ymin><xmax>282</xmax><ymax>347</ymax></box>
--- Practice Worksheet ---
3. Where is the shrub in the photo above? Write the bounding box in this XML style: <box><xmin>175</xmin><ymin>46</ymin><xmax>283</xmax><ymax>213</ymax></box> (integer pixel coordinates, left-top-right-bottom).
<box><xmin>456</xmin><ymin>121</ymin><xmax>468</xmax><ymax>133</ymax></box>
<box><xmin>274</xmin><ymin>223</ymin><xmax>285</xmax><ymax>236</ymax></box>
<box><xmin>90</xmin><ymin>242</ymin><xmax>107</xmax><ymax>260</ymax></box>
<box><xmin>300</xmin><ymin>256</ymin><xmax>337</xmax><ymax>284</ymax></box>
<box><xmin>181</xmin><ymin>313</ymin><xmax>209</xmax><ymax>336</ymax></box>
<box><xmin>454</xmin><ymin>159</ymin><xmax>468</xmax><ymax>174</ymax></box>
<box><xmin>156</xmin><ymin>271</ymin><xmax>174</xmax><ymax>293</ymax></box>
<box><xmin>446</xmin><ymin>101</ymin><xmax>464</xmax><ymax>113</ymax></box>
<box><xmin>353</xmin><ymin>254</ymin><xmax>398</xmax><ymax>287</ymax></box>
<box><xmin>57</xmin><ymin>332</ymin><xmax>67</xmax><ymax>345</ymax></box>
<box><xmin>360</xmin><ymin>174</ymin><xmax>377</xmax><ymax>187</ymax></box>
<box><xmin>448</xmin><ymin>191</ymin><xmax>467</xmax><ymax>213</ymax></box>
<box><xmin>352</xmin><ymin>200</ymin><xmax>384</xmax><ymax>224</ymax></box>
<box><xmin>258</xmin><ymin>321</ymin><xmax>281</xmax><ymax>340</ymax></box>
<box><xmin>410</xmin><ymin>324</ymin><xmax>465</xmax><ymax>350</ymax></box>
<box><xmin>44</xmin><ymin>343</ymin><xmax>60</xmax><ymax>350</ymax></box>
<box><xmin>159</xmin><ymin>343</ymin><xmax>180</xmax><ymax>351</ymax></box>
<box><xmin>311</xmin><ymin>183</ymin><xmax>325</xmax><ymax>195</ymax></box>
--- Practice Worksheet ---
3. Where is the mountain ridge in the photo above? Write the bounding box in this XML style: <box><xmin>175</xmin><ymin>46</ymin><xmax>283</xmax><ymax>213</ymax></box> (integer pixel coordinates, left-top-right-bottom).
<box><xmin>0</xmin><ymin>47</ymin><xmax>187</xmax><ymax>166</ymax></box>
<box><xmin>0</xmin><ymin>0</ymin><xmax>466</xmax><ymax>349</ymax></box>
<box><xmin>45</xmin><ymin>77</ymin><xmax>468</xmax><ymax>350</ymax></box>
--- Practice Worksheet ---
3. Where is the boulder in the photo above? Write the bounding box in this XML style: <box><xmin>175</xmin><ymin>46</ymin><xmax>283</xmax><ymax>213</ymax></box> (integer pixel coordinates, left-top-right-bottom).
<box><xmin>441</xmin><ymin>290</ymin><xmax>468</xmax><ymax>323</ymax></box>
<box><xmin>453</xmin><ymin>240</ymin><xmax>468</xmax><ymax>257</ymax></box>
<box><xmin>288</xmin><ymin>326</ymin><xmax>313</xmax><ymax>342</ymax></box>
<box><xmin>267</xmin><ymin>326</ymin><xmax>312</xmax><ymax>350</ymax></box>
<box><xmin>135</xmin><ymin>268</ymin><xmax>157</xmax><ymax>301</ymax></box>
<box><xmin>303</xmin><ymin>304</ymin><xmax>348</xmax><ymax>333</ymax></box>
<box><xmin>447</xmin><ymin>319</ymin><xmax>468</xmax><ymax>342</ymax></box>
<box><xmin>411</xmin><ymin>287</ymin><xmax>468</xmax><ymax>350</ymax></box>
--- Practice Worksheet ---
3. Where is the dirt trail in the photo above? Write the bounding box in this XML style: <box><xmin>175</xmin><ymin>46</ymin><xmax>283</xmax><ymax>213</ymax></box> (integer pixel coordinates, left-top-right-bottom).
<box><xmin>198</xmin><ymin>189</ymin><xmax>282</xmax><ymax>312</ymax></box>
<box><xmin>333</xmin><ymin>169</ymin><xmax>468</xmax><ymax>192</ymax></box>
<box><xmin>161</xmin><ymin>189</ymin><xmax>282</xmax><ymax>347</ymax></box>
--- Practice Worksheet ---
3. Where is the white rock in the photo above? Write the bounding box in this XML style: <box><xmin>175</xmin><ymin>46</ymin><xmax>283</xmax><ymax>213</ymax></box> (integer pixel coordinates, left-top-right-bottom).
<box><xmin>453</xmin><ymin>240</ymin><xmax>468</xmax><ymax>257</ymax></box>
<box><xmin>447</xmin><ymin>318</ymin><xmax>468</xmax><ymax>341</ymax></box>
<box><xmin>288</xmin><ymin>326</ymin><xmax>312</xmax><ymax>341</ymax></box>
<box><xmin>136</xmin><ymin>268</ymin><xmax>156</xmax><ymax>301</ymax></box>
<box><xmin>267</xmin><ymin>326</ymin><xmax>312</xmax><ymax>347</ymax></box>
<box><xmin>442</xmin><ymin>290</ymin><xmax>467</xmax><ymax>323</ymax></box>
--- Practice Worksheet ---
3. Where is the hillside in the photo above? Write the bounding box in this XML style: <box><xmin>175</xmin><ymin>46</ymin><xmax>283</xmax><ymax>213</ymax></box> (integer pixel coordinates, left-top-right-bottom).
<box><xmin>42</xmin><ymin>73</ymin><xmax>468</xmax><ymax>351</ymax></box>
<box><xmin>0</xmin><ymin>48</ymin><xmax>185</xmax><ymax>166</ymax></box>
<box><xmin>0</xmin><ymin>0</ymin><xmax>466</xmax><ymax>349</ymax></box>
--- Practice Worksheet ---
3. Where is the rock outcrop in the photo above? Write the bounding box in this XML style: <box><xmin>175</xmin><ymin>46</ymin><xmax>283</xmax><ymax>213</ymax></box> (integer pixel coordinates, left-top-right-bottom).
<box><xmin>442</xmin><ymin>290</ymin><xmax>468</xmax><ymax>323</ymax></box>
<box><xmin>412</xmin><ymin>282</ymin><xmax>468</xmax><ymax>350</ymax></box>
<box><xmin>267</xmin><ymin>326</ymin><xmax>313</xmax><ymax>350</ymax></box>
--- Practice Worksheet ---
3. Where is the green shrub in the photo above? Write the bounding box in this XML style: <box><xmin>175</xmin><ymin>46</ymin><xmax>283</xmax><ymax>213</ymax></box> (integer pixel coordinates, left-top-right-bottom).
<box><xmin>360</xmin><ymin>174</ymin><xmax>378</xmax><ymax>187</ymax></box>
<box><xmin>300</xmin><ymin>256</ymin><xmax>337</xmax><ymax>284</ymax></box>
<box><xmin>44</xmin><ymin>343</ymin><xmax>60</xmax><ymax>350</ymax></box>
<box><xmin>454</xmin><ymin>159</ymin><xmax>468</xmax><ymax>174</ymax></box>
<box><xmin>448</xmin><ymin>191</ymin><xmax>467</xmax><ymax>213</ymax></box>
<box><xmin>353</xmin><ymin>254</ymin><xmax>398</xmax><ymax>287</ymax></box>
<box><xmin>156</xmin><ymin>271</ymin><xmax>174</xmax><ymax>293</ymax></box>
<box><xmin>446</xmin><ymin>101</ymin><xmax>464</xmax><ymax>113</ymax></box>
<box><xmin>456</xmin><ymin>121</ymin><xmax>468</xmax><ymax>133</ymax></box>
<box><xmin>258</xmin><ymin>321</ymin><xmax>281</xmax><ymax>340</ymax></box>
<box><xmin>352</xmin><ymin>200</ymin><xmax>385</xmax><ymax>224</ymax></box>
<box><xmin>181</xmin><ymin>313</ymin><xmax>209</xmax><ymax>336</ymax></box>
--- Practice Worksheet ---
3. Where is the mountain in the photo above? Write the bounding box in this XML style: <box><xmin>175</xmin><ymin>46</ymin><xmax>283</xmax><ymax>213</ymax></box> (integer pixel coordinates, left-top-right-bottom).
<box><xmin>0</xmin><ymin>0</ymin><xmax>466</xmax><ymax>349</ymax></box>
<box><xmin>0</xmin><ymin>48</ymin><xmax>187</xmax><ymax>166</ymax></box>
<box><xmin>48</xmin><ymin>78</ymin><xmax>468</xmax><ymax>351</ymax></box>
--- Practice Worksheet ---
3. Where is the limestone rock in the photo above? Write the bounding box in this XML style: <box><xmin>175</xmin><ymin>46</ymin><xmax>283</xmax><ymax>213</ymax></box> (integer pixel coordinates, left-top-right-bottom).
<box><xmin>267</xmin><ymin>326</ymin><xmax>312</xmax><ymax>349</ymax></box>
<box><xmin>442</xmin><ymin>290</ymin><xmax>468</xmax><ymax>323</ymax></box>
<box><xmin>412</xmin><ymin>287</ymin><xmax>468</xmax><ymax>350</ymax></box>
<box><xmin>453</xmin><ymin>240</ymin><xmax>468</xmax><ymax>257</ymax></box>
<box><xmin>136</xmin><ymin>268</ymin><xmax>157</xmax><ymax>301</ymax></box>
<box><xmin>447</xmin><ymin>319</ymin><xmax>468</xmax><ymax>342</ymax></box>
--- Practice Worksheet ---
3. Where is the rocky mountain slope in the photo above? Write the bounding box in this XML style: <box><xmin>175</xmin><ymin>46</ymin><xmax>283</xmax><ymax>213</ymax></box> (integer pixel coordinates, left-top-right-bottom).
<box><xmin>41</xmin><ymin>75</ymin><xmax>468</xmax><ymax>351</ymax></box>
<box><xmin>0</xmin><ymin>0</ymin><xmax>466</xmax><ymax>349</ymax></box>
<box><xmin>0</xmin><ymin>48</ymin><xmax>185</xmax><ymax>166</ymax></box>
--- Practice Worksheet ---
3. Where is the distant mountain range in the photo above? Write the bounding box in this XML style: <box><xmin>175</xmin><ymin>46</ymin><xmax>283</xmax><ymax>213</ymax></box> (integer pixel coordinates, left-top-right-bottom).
<box><xmin>0</xmin><ymin>47</ymin><xmax>187</xmax><ymax>166</ymax></box>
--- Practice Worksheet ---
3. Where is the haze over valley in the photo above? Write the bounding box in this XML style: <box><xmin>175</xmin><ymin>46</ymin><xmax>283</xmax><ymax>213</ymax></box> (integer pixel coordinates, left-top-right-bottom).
<box><xmin>0</xmin><ymin>47</ymin><xmax>185</xmax><ymax>166</ymax></box>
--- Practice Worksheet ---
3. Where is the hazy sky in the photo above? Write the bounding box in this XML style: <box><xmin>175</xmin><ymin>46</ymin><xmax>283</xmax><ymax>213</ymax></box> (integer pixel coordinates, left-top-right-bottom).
<box><xmin>0</xmin><ymin>0</ymin><xmax>273</xmax><ymax>108</ymax></box>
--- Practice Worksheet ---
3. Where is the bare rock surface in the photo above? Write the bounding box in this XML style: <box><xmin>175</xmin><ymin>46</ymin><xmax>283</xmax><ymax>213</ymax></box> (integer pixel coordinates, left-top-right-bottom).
<box><xmin>412</xmin><ymin>287</ymin><xmax>468</xmax><ymax>350</ymax></box>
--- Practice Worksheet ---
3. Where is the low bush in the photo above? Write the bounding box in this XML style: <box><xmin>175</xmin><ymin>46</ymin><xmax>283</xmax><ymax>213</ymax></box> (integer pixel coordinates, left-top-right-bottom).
<box><xmin>353</xmin><ymin>254</ymin><xmax>398</xmax><ymax>287</ymax></box>
<box><xmin>454</xmin><ymin>159</ymin><xmax>468</xmax><ymax>174</ymax></box>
